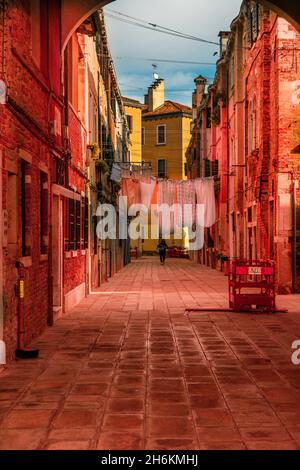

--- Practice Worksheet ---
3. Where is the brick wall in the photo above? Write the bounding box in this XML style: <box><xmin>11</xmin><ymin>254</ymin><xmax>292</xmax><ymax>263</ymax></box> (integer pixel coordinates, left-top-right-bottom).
<box><xmin>0</xmin><ymin>1</ymin><xmax>53</xmax><ymax>359</ymax></box>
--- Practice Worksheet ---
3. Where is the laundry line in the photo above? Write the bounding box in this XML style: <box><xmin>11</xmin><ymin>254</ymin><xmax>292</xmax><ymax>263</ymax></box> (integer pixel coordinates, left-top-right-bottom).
<box><xmin>110</xmin><ymin>163</ymin><xmax>216</xmax><ymax>229</ymax></box>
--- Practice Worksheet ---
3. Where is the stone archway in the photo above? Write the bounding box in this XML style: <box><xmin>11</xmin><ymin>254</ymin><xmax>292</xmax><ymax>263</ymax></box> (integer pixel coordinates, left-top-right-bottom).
<box><xmin>258</xmin><ymin>0</ymin><xmax>300</xmax><ymax>32</ymax></box>
<box><xmin>62</xmin><ymin>0</ymin><xmax>300</xmax><ymax>53</ymax></box>
<box><xmin>61</xmin><ymin>0</ymin><xmax>115</xmax><ymax>52</ymax></box>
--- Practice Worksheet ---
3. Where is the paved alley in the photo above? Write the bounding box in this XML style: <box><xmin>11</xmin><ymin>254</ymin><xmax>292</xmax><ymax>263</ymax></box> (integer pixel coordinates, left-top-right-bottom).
<box><xmin>0</xmin><ymin>258</ymin><xmax>300</xmax><ymax>450</ymax></box>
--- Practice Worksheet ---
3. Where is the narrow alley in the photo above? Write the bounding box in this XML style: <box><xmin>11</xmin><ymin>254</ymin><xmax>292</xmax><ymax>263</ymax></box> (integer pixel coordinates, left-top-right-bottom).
<box><xmin>0</xmin><ymin>258</ymin><xmax>300</xmax><ymax>450</ymax></box>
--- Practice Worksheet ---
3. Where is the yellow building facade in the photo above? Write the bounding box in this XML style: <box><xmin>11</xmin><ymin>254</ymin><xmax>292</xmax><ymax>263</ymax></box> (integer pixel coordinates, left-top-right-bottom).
<box><xmin>122</xmin><ymin>97</ymin><xmax>143</xmax><ymax>164</ymax></box>
<box><xmin>142</xmin><ymin>79</ymin><xmax>192</xmax><ymax>253</ymax></box>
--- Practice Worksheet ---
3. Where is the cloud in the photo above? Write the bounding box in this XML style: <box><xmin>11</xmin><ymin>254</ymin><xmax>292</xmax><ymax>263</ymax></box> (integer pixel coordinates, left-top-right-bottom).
<box><xmin>105</xmin><ymin>0</ymin><xmax>242</xmax><ymax>105</ymax></box>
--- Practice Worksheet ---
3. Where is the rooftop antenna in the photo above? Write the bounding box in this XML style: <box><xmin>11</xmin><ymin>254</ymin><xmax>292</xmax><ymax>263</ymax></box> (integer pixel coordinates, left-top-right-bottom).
<box><xmin>152</xmin><ymin>64</ymin><xmax>159</xmax><ymax>80</ymax></box>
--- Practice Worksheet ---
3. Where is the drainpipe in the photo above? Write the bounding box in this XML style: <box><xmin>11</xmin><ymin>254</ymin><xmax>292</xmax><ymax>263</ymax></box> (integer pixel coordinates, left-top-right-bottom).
<box><xmin>0</xmin><ymin>148</ymin><xmax>6</xmax><ymax>365</ymax></box>
<box><xmin>293</xmin><ymin>176</ymin><xmax>297</xmax><ymax>293</ymax></box>
<box><xmin>47</xmin><ymin>0</ymin><xmax>54</xmax><ymax>326</ymax></box>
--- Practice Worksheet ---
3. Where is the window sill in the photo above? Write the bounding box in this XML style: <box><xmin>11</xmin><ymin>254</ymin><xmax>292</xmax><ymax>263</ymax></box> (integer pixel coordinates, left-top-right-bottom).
<box><xmin>156</xmin><ymin>143</ymin><xmax>166</xmax><ymax>146</ymax></box>
<box><xmin>40</xmin><ymin>254</ymin><xmax>48</xmax><ymax>263</ymax></box>
<box><xmin>19</xmin><ymin>256</ymin><xmax>32</xmax><ymax>268</ymax></box>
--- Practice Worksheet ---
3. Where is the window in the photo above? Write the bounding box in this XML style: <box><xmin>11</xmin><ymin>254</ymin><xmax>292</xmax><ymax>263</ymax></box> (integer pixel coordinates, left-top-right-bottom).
<box><xmin>142</xmin><ymin>127</ymin><xmax>145</xmax><ymax>145</ymax></box>
<box><xmin>65</xmin><ymin>197</ymin><xmax>84</xmax><ymax>251</ymax></box>
<box><xmin>20</xmin><ymin>161</ymin><xmax>30</xmax><ymax>257</ymax></box>
<box><xmin>247</xmin><ymin>3</ymin><xmax>260</xmax><ymax>46</ymax></box>
<box><xmin>126</xmin><ymin>115</ymin><xmax>133</xmax><ymax>133</ymax></box>
<box><xmin>249</xmin><ymin>97</ymin><xmax>257</xmax><ymax>152</ymax></box>
<box><xmin>206</xmin><ymin>108</ymin><xmax>211</xmax><ymax>128</ymax></box>
<box><xmin>158</xmin><ymin>159</ymin><xmax>167</xmax><ymax>178</ymax></box>
<box><xmin>157</xmin><ymin>125</ymin><xmax>166</xmax><ymax>145</ymax></box>
<box><xmin>40</xmin><ymin>172</ymin><xmax>48</xmax><ymax>254</ymax></box>
<box><xmin>231</xmin><ymin>56</ymin><xmax>235</xmax><ymax>88</ymax></box>
<box><xmin>204</xmin><ymin>159</ymin><xmax>212</xmax><ymax>177</ymax></box>
<box><xmin>184</xmin><ymin>163</ymin><xmax>188</xmax><ymax>177</ymax></box>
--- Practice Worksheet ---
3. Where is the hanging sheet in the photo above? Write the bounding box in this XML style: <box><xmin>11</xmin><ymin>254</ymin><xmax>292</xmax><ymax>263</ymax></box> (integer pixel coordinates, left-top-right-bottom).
<box><xmin>121</xmin><ymin>178</ymin><xmax>141</xmax><ymax>207</ymax></box>
<box><xmin>110</xmin><ymin>163</ymin><xmax>122</xmax><ymax>183</ymax></box>
<box><xmin>158</xmin><ymin>180</ymin><xmax>177</xmax><ymax>206</ymax></box>
<box><xmin>139</xmin><ymin>178</ymin><xmax>156</xmax><ymax>209</ymax></box>
<box><xmin>176</xmin><ymin>180</ymin><xmax>196</xmax><ymax>228</ymax></box>
<box><xmin>194</xmin><ymin>177</ymin><xmax>216</xmax><ymax>228</ymax></box>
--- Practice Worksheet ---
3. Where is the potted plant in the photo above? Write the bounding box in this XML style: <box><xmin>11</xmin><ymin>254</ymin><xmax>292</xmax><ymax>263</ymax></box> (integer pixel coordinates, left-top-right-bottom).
<box><xmin>95</xmin><ymin>159</ymin><xmax>109</xmax><ymax>174</ymax></box>
<box><xmin>87</xmin><ymin>143</ymin><xmax>100</xmax><ymax>160</ymax></box>
<box><xmin>210</xmin><ymin>105</ymin><xmax>221</xmax><ymax>126</ymax></box>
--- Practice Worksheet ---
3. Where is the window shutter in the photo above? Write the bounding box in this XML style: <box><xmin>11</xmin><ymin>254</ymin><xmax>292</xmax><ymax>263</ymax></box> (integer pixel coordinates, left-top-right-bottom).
<box><xmin>247</xmin><ymin>10</ymin><xmax>253</xmax><ymax>45</ymax></box>
<box><xmin>69</xmin><ymin>198</ymin><xmax>75</xmax><ymax>251</ymax></box>
<box><xmin>84</xmin><ymin>197</ymin><xmax>89</xmax><ymax>249</ymax></box>
<box><xmin>204</xmin><ymin>158</ymin><xmax>212</xmax><ymax>177</ymax></box>
<box><xmin>252</xmin><ymin>4</ymin><xmax>259</xmax><ymax>41</ymax></box>
<box><xmin>212</xmin><ymin>160</ymin><xmax>219</xmax><ymax>177</ymax></box>
<box><xmin>76</xmin><ymin>200</ymin><xmax>81</xmax><ymax>250</ymax></box>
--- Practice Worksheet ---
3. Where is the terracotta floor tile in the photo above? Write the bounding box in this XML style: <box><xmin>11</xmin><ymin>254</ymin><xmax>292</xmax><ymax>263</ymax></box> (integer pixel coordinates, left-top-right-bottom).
<box><xmin>148</xmin><ymin>392</ymin><xmax>189</xmax><ymax>404</ymax></box>
<box><xmin>147</xmin><ymin>417</ymin><xmax>194</xmax><ymax>439</ymax></box>
<box><xmin>202</xmin><ymin>441</ymin><xmax>246</xmax><ymax>450</ymax></box>
<box><xmin>146</xmin><ymin>438</ymin><xmax>199</xmax><ymax>450</ymax></box>
<box><xmin>48</xmin><ymin>427</ymin><xmax>96</xmax><ymax>441</ymax></box>
<box><xmin>53</xmin><ymin>409</ymin><xmax>98</xmax><ymax>429</ymax></box>
<box><xmin>107</xmin><ymin>398</ymin><xmax>144</xmax><ymax>414</ymax></box>
<box><xmin>102</xmin><ymin>414</ymin><xmax>143</xmax><ymax>432</ymax></box>
<box><xmin>45</xmin><ymin>440</ymin><xmax>90</xmax><ymax>450</ymax></box>
<box><xmin>239</xmin><ymin>427</ymin><xmax>292</xmax><ymax>442</ymax></box>
<box><xmin>193</xmin><ymin>409</ymin><xmax>234</xmax><ymax>427</ymax></box>
<box><xmin>97</xmin><ymin>432</ymin><xmax>144</xmax><ymax>450</ymax></box>
<box><xmin>148</xmin><ymin>402</ymin><xmax>191</xmax><ymax>417</ymax></box>
<box><xmin>197</xmin><ymin>426</ymin><xmax>241</xmax><ymax>442</ymax></box>
<box><xmin>0</xmin><ymin>429</ymin><xmax>47</xmax><ymax>450</ymax></box>
<box><xmin>246</xmin><ymin>441</ymin><xmax>299</xmax><ymax>450</ymax></box>
<box><xmin>1</xmin><ymin>409</ymin><xmax>54</xmax><ymax>429</ymax></box>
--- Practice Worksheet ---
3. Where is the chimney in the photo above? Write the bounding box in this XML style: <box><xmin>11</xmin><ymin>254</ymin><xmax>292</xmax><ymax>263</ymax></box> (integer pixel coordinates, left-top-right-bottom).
<box><xmin>218</xmin><ymin>31</ymin><xmax>230</xmax><ymax>57</ymax></box>
<box><xmin>147</xmin><ymin>78</ymin><xmax>165</xmax><ymax>112</ymax></box>
<box><xmin>193</xmin><ymin>75</ymin><xmax>207</xmax><ymax>108</ymax></box>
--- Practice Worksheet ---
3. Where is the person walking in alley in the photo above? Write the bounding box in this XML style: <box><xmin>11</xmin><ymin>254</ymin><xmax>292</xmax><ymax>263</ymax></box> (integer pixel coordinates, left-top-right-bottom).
<box><xmin>157</xmin><ymin>239</ymin><xmax>168</xmax><ymax>265</ymax></box>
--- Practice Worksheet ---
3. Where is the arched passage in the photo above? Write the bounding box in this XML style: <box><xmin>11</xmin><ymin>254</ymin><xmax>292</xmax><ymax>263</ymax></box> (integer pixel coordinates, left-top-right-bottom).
<box><xmin>61</xmin><ymin>0</ymin><xmax>115</xmax><ymax>52</ymax></box>
<box><xmin>61</xmin><ymin>0</ymin><xmax>300</xmax><ymax>55</ymax></box>
<box><xmin>258</xmin><ymin>0</ymin><xmax>300</xmax><ymax>32</ymax></box>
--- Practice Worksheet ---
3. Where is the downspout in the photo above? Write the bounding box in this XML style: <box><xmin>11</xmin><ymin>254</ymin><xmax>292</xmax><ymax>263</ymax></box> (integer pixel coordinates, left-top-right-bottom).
<box><xmin>0</xmin><ymin>148</ymin><xmax>6</xmax><ymax>365</ymax></box>
<box><xmin>47</xmin><ymin>0</ymin><xmax>54</xmax><ymax>326</ymax></box>
<box><xmin>293</xmin><ymin>176</ymin><xmax>297</xmax><ymax>293</ymax></box>
<box><xmin>0</xmin><ymin>0</ymin><xmax>7</xmax><ymax>365</ymax></box>
<box><xmin>226</xmin><ymin>68</ymin><xmax>230</xmax><ymax>258</ymax></box>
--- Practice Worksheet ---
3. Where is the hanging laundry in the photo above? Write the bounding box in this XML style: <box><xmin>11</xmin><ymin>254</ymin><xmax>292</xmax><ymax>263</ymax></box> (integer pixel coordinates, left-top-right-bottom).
<box><xmin>121</xmin><ymin>178</ymin><xmax>141</xmax><ymax>207</ymax></box>
<box><xmin>194</xmin><ymin>177</ymin><xmax>216</xmax><ymax>228</ymax></box>
<box><xmin>176</xmin><ymin>180</ymin><xmax>196</xmax><ymax>228</ymax></box>
<box><xmin>110</xmin><ymin>163</ymin><xmax>122</xmax><ymax>183</ymax></box>
<box><xmin>158</xmin><ymin>180</ymin><xmax>177</xmax><ymax>206</ymax></box>
<box><xmin>139</xmin><ymin>178</ymin><xmax>156</xmax><ymax>209</ymax></box>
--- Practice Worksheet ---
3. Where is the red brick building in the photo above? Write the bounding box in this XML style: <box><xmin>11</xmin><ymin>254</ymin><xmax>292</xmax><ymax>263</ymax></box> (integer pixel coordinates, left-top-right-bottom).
<box><xmin>0</xmin><ymin>0</ymin><xmax>127</xmax><ymax>363</ymax></box>
<box><xmin>187</xmin><ymin>0</ymin><xmax>300</xmax><ymax>293</ymax></box>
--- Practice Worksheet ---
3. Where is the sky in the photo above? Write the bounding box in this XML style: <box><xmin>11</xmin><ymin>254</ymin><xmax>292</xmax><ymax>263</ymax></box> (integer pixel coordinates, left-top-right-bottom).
<box><xmin>104</xmin><ymin>0</ymin><xmax>242</xmax><ymax>106</ymax></box>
